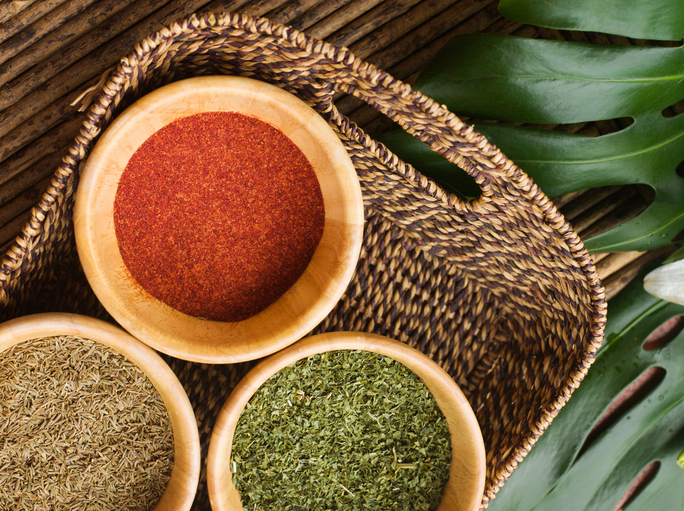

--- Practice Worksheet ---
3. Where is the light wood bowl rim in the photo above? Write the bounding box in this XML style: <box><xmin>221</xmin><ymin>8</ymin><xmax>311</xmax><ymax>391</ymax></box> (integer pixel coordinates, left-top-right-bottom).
<box><xmin>0</xmin><ymin>312</ymin><xmax>201</xmax><ymax>511</ymax></box>
<box><xmin>206</xmin><ymin>332</ymin><xmax>486</xmax><ymax>511</ymax></box>
<box><xmin>74</xmin><ymin>75</ymin><xmax>364</xmax><ymax>364</ymax></box>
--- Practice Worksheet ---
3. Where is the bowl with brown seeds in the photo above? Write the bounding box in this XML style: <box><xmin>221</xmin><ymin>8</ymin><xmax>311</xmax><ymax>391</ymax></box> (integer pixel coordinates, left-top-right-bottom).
<box><xmin>206</xmin><ymin>331</ymin><xmax>486</xmax><ymax>511</ymax></box>
<box><xmin>0</xmin><ymin>312</ymin><xmax>200</xmax><ymax>511</ymax></box>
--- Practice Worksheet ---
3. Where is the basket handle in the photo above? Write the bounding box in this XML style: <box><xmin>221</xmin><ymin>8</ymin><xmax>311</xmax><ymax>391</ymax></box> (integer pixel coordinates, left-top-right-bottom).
<box><xmin>333</xmin><ymin>68</ymin><xmax>528</xmax><ymax>203</ymax></box>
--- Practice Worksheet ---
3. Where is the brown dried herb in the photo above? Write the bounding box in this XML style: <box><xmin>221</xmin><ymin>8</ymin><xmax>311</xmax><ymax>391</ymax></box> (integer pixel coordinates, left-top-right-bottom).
<box><xmin>231</xmin><ymin>350</ymin><xmax>452</xmax><ymax>510</ymax></box>
<box><xmin>0</xmin><ymin>336</ymin><xmax>174</xmax><ymax>511</ymax></box>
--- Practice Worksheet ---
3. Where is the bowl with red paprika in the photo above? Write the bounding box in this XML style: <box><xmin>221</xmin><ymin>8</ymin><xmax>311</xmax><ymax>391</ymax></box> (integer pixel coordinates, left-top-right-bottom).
<box><xmin>74</xmin><ymin>76</ymin><xmax>364</xmax><ymax>364</ymax></box>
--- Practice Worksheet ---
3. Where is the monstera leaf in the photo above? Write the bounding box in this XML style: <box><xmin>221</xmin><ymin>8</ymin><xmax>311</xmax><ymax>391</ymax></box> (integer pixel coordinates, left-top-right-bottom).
<box><xmin>380</xmin><ymin>3</ymin><xmax>684</xmax><ymax>252</ymax></box>
<box><xmin>498</xmin><ymin>0</ymin><xmax>684</xmax><ymax>41</ymax></box>
<box><xmin>486</xmin><ymin>269</ymin><xmax>684</xmax><ymax>511</ymax></box>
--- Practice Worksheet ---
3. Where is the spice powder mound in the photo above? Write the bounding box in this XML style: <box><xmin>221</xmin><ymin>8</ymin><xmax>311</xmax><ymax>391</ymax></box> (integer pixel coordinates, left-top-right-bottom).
<box><xmin>113</xmin><ymin>111</ymin><xmax>326</xmax><ymax>322</ymax></box>
<box><xmin>0</xmin><ymin>336</ymin><xmax>174</xmax><ymax>511</ymax></box>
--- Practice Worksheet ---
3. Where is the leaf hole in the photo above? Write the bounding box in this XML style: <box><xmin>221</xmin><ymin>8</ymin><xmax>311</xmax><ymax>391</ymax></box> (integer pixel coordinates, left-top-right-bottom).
<box><xmin>671</xmin><ymin>226</ymin><xmax>684</xmax><ymax>243</ymax></box>
<box><xmin>662</xmin><ymin>98</ymin><xmax>684</xmax><ymax>118</ymax></box>
<box><xmin>633</xmin><ymin>183</ymin><xmax>656</xmax><ymax>207</ymax></box>
<box><xmin>643</xmin><ymin>316</ymin><xmax>684</xmax><ymax>351</ymax></box>
<box><xmin>590</xmin><ymin>117</ymin><xmax>634</xmax><ymax>137</ymax></box>
<box><xmin>471</xmin><ymin>117</ymin><xmax>634</xmax><ymax>137</ymax></box>
<box><xmin>613</xmin><ymin>461</ymin><xmax>660</xmax><ymax>511</ymax></box>
<box><xmin>581</xmin><ymin>366</ymin><xmax>666</xmax><ymax>454</ymax></box>
<box><xmin>676</xmin><ymin>160</ymin><xmax>684</xmax><ymax>179</ymax></box>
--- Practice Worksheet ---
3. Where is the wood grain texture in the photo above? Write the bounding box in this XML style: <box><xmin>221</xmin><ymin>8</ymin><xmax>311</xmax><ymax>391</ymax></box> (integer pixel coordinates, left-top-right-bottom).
<box><xmin>0</xmin><ymin>0</ymin><xmax>40</xmax><ymax>24</ymax></box>
<box><xmin>0</xmin><ymin>0</ymin><xmax>161</xmax><ymax>98</ymax></box>
<box><xmin>0</xmin><ymin>0</ymin><xmax>101</xmax><ymax>64</ymax></box>
<box><xmin>0</xmin><ymin>0</ymin><xmax>69</xmax><ymax>45</ymax></box>
<box><xmin>0</xmin><ymin>0</ymin><xmax>138</xmax><ymax>89</ymax></box>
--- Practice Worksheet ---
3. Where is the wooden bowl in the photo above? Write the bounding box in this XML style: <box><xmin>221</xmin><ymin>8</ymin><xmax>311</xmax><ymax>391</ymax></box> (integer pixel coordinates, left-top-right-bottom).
<box><xmin>74</xmin><ymin>76</ymin><xmax>364</xmax><ymax>364</ymax></box>
<box><xmin>0</xmin><ymin>312</ymin><xmax>200</xmax><ymax>510</ymax></box>
<box><xmin>206</xmin><ymin>332</ymin><xmax>486</xmax><ymax>511</ymax></box>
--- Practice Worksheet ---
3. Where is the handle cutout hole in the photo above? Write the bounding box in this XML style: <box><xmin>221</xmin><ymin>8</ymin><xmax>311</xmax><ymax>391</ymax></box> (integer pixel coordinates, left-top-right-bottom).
<box><xmin>378</xmin><ymin>125</ymin><xmax>481</xmax><ymax>200</ymax></box>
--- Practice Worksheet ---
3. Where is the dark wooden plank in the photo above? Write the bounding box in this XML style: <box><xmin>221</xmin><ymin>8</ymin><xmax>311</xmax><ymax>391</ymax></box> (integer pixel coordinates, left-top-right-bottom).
<box><xmin>0</xmin><ymin>151</ymin><xmax>64</xmax><ymax>207</ymax></box>
<box><xmin>346</xmin><ymin>0</ymin><xmax>465</xmax><ymax>60</ymax></box>
<box><xmin>0</xmin><ymin>116</ymin><xmax>81</xmax><ymax>190</ymax></box>
<box><xmin>288</xmin><ymin>0</ymin><xmax>355</xmax><ymax>31</ymax></box>
<box><xmin>552</xmin><ymin>189</ymin><xmax>587</xmax><ymax>209</ymax></box>
<box><xmin>0</xmin><ymin>0</ymin><xmax>101</xmax><ymax>64</ymax></box>
<box><xmin>266</xmin><ymin>0</ymin><xmax>323</xmax><ymax>24</ymax></box>
<box><xmin>577</xmin><ymin>190</ymin><xmax>647</xmax><ymax>240</ymax></box>
<box><xmin>224</xmin><ymin>0</ymin><xmax>289</xmax><ymax>16</ymax></box>
<box><xmin>307</xmin><ymin>0</ymin><xmax>384</xmax><ymax>39</ymax></box>
<box><xmin>603</xmin><ymin>246</ymin><xmax>676</xmax><ymax>300</ymax></box>
<box><xmin>0</xmin><ymin>207</ymin><xmax>32</xmax><ymax>247</ymax></box>
<box><xmin>560</xmin><ymin>186</ymin><xmax>624</xmax><ymax>221</ymax></box>
<box><xmin>594</xmin><ymin>250</ymin><xmax>647</xmax><ymax>281</ymax></box>
<box><xmin>326</xmin><ymin>0</ymin><xmax>424</xmax><ymax>48</ymax></box>
<box><xmin>0</xmin><ymin>0</ymin><xmax>176</xmax><ymax>109</ymax></box>
<box><xmin>0</xmin><ymin>0</ymin><xmax>69</xmax><ymax>45</ymax></box>
<box><xmin>0</xmin><ymin>0</ymin><xmax>139</xmax><ymax>90</ymax></box>
<box><xmin>0</xmin><ymin>175</ymin><xmax>51</xmax><ymax>229</ymax></box>
<box><xmin>0</xmin><ymin>0</ymin><xmax>40</xmax><ymax>24</ymax></box>
<box><xmin>365</xmin><ymin>0</ymin><xmax>499</xmax><ymax>76</ymax></box>
<box><xmin>0</xmin><ymin>0</ymin><xmax>250</xmax><ymax>159</ymax></box>
<box><xmin>0</xmin><ymin>84</ymin><xmax>88</xmax><ymax>162</ymax></box>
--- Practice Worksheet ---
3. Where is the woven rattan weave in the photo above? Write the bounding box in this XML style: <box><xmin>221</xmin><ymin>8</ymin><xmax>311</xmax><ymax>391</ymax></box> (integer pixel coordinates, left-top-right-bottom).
<box><xmin>0</xmin><ymin>12</ymin><xmax>606</xmax><ymax>510</ymax></box>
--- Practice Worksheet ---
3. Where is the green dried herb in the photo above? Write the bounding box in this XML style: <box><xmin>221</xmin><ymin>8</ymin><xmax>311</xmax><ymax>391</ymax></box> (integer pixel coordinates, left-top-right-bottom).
<box><xmin>231</xmin><ymin>350</ymin><xmax>452</xmax><ymax>510</ymax></box>
<box><xmin>0</xmin><ymin>336</ymin><xmax>174</xmax><ymax>511</ymax></box>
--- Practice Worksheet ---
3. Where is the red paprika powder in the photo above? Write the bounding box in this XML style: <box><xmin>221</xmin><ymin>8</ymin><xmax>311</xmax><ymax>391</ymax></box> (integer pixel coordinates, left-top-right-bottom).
<box><xmin>113</xmin><ymin>111</ymin><xmax>325</xmax><ymax>322</ymax></box>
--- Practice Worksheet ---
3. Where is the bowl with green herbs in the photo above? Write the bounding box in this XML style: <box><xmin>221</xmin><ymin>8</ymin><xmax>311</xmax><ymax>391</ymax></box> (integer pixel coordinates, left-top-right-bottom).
<box><xmin>0</xmin><ymin>313</ymin><xmax>201</xmax><ymax>511</ymax></box>
<box><xmin>206</xmin><ymin>331</ymin><xmax>486</xmax><ymax>511</ymax></box>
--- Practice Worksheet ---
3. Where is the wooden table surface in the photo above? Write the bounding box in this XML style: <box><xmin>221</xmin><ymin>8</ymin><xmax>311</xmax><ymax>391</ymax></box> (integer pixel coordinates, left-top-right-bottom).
<box><xmin>0</xmin><ymin>0</ymin><xmax>671</xmax><ymax>299</ymax></box>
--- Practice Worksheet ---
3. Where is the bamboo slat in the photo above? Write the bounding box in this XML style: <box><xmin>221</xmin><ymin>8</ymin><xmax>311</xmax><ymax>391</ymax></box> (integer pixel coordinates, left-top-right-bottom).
<box><xmin>306</xmin><ymin>0</ymin><xmax>383</xmax><ymax>39</ymax></box>
<box><xmin>0</xmin><ymin>0</ymin><xmax>40</xmax><ymax>25</ymax></box>
<box><xmin>286</xmin><ymin>0</ymin><xmax>355</xmax><ymax>32</ymax></box>
<box><xmin>0</xmin><ymin>0</ymin><xmax>101</xmax><ymax>63</ymax></box>
<box><xmin>603</xmin><ymin>246</ymin><xmax>676</xmax><ymax>301</ymax></box>
<box><xmin>0</xmin><ymin>0</ymin><xmax>70</xmax><ymax>45</ymax></box>
<box><xmin>594</xmin><ymin>251</ymin><xmax>647</xmax><ymax>281</ymax></box>
<box><xmin>0</xmin><ymin>0</ymin><xmax>139</xmax><ymax>90</ymax></box>
<box><xmin>0</xmin><ymin>0</ymin><xmax>165</xmax><ymax>101</ymax></box>
<box><xmin>558</xmin><ymin>186</ymin><xmax>624</xmax><ymax>222</ymax></box>
<box><xmin>0</xmin><ymin>115</ymin><xmax>84</xmax><ymax>189</ymax></box>
<box><xmin>0</xmin><ymin>151</ymin><xmax>64</xmax><ymax>208</ymax></box>
<box><xmin>573</xmin><ymin>188</ymin><xmax>640</xmax><ymax>235</ymax></box>
<box><xmin>327</xmin><ymin>0</ymin><xmax>424</xmax><ymax>48</ymax></box>
<box><xmin>266</xmin><ymin>0</ymin><xmax>325</xmax><ymax>24</ymax></box>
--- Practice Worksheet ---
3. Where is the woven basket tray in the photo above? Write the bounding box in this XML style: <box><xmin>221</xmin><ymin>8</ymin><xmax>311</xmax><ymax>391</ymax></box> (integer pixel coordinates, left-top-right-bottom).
<box><xmin>0</xmin><ymin>12</ymin><xmax>606</xmax><ymax>510</ymax></box>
